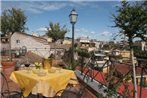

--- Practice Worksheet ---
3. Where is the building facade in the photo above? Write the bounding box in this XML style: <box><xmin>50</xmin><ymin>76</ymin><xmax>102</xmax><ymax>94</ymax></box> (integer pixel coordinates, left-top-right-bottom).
<box><xmin>10</xmin><ymin>32</ymin><xmax>51</xmax><ymax>58</ymax></box>
<box><xmin>78</xmin><ymin>37</ymin><xmax>96</xmax><ymax>52</ymax></box>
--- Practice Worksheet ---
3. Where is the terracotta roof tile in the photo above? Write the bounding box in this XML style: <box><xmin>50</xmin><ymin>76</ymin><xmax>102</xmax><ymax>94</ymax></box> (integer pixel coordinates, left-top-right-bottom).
<box><xmin>77</xmin><ymin>66</ymin><xmax>147</xmax><ymax>98</ymax></box>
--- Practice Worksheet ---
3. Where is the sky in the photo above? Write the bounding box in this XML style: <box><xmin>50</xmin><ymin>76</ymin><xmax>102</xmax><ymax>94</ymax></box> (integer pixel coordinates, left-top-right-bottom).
<box><xmin>1</xmin><ymin>0</ymin><xmax>123</xmax><ymax>41</ymax></box>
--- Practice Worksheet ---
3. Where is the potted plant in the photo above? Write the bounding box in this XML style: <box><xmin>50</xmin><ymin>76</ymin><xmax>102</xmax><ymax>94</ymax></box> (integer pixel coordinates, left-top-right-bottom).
<box><xmin>1</xmin><ymin>59</ymin><xmax>17</xmax><ymax>81</ymax></box>
<box><xmin>134</xmin><ymin>51</ymin><xmax>147</xmax><ymax>68</ymax></box>
<box><xmin>1</xmin><ymin>60</ymin><xmax>16</xmax><ymax>69</ymax></box>
<box><xmin>135</xmin><ymin>51</ymin><xmax>147</xmax><ymax>59</ymax></box>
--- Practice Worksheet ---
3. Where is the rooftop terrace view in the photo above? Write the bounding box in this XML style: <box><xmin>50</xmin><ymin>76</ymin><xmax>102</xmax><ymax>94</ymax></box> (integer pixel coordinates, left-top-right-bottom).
<box><xmin>1</xmin><ymin>0</ymin><xmax>147</xmax><ymax>98</ymax></box>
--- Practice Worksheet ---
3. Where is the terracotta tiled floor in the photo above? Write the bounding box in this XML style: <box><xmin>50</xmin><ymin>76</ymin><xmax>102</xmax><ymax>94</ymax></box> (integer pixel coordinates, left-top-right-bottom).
<box><xmin>1</xmin><ymin>67</ymin><xmax>97</xmax><ymax>98</ymax></box>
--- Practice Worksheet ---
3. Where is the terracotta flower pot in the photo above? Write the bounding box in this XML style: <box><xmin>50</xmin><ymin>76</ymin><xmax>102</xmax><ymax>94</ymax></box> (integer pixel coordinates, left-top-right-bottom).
<box><xmin>1</xmin><ymin>61</ymin><xmax>16</xmax><ymax>69</ymax></box>
<box><xmin>1</xmin><ymin>61</ymin><xmax>16</xmax><ymax>81</ymax></box>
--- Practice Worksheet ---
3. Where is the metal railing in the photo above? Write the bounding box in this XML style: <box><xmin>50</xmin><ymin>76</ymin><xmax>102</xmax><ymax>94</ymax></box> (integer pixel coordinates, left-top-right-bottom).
<box><xmin>80</xmin><ymin>55</ymin><xmax>139</xmax><ymax>98</ymax></box>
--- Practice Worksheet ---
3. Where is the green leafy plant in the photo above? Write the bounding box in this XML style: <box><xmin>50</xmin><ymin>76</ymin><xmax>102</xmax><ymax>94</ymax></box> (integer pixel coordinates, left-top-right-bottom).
<box><xmin>46</xmin><ymin>22</ymin><xmax>68</xmax><ymax>42</ymax></box>
<box><xmin>134</xmin><ymin>51</ymin><xmax>147</xmax><ymax>58</ymax></box>
<box><xmin>96</xmin><ymin>93</ymin><xmax>103</xmax><ymax>98</ymax></box>
<box><xmin>76</xmin><ymin>48</ymin><xmax>90</xmax><ymax>58</ymax></box>
<box><xmin>112</xmin><ymin>1</ymin><xmax>147</xmax><ymax>97</ymax></box>
<box><xmin>1</xmin><ymin>8</ymin><xmax>27</xmax><ymax>61</ymax></box>
<box><xmin>34</xmin><ymin>62</ymin><xmax>42</xmax><ymax>69</ymax></box>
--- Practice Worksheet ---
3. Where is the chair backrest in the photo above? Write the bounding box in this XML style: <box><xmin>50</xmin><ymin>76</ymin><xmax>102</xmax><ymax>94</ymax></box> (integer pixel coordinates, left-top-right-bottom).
<box><xmin>54</xmin><ymin>89</ymin><xmax>81</xmax><ymax>98</ymax></box>
<box><xmin>1</xmin><ymin>71</ymin><xmax>10</xmax><ymax>97</ymax></box>
<box><xmin>1</xmin><ymin>71</ymin><xmax>23</xmax><ymax>98</ymax></box>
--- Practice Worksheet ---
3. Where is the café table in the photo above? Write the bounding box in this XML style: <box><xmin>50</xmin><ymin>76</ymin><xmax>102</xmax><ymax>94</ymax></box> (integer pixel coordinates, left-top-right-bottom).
<box><xmin>10</xmin><ymin>67</ymin><xmax>78</xmax><ymax>98</ymax></box>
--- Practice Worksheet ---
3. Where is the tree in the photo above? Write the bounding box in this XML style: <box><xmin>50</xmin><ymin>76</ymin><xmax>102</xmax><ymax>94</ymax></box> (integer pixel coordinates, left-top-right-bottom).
<box><xmin>1</xmin><ymin>8</ymin><xmax>27</xmax><ymax>35</ymax></box>
<box><xmin>46</xmin><ymin>22</ymin><xmax>68</xmax><ymax>59</ymax></box>
<box><xmin>1</xmin><ymin>8</ymin><xmax>27</xmax><ymax>60</ymax></box>
<box><xmin>112</xmin><ymin>1</ymin><xmax>147</xmax><ymax>97</ymax></box>
<box><xmin>46</xmin><ymin>22</ymin><xmax>68</xmax><ymax>42</ymax></box>
<box><xmin>76</xmin><ymin>48</ymin><xmax>90</xmax><ymax>73</ymax></box>
<box><xmin>62</xmin><ymin>48</ymin><xmax>72</xmax><ymax>68</ymax></box>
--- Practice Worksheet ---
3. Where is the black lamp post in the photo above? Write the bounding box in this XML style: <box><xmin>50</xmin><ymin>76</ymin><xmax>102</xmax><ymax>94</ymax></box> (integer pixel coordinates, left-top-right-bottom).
<box><xmin>69</xmin><ymin>9</ymin><xmax>78</xmax><ymax>69</ymax></box>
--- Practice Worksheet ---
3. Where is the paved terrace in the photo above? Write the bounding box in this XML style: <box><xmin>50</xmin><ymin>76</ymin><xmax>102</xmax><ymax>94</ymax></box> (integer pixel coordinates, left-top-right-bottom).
<box><xmin>0</xmin><ymin>65</ymin><xmax>97</xmax><ymax>98</ymax></box>
<box><xmin>2</xmin><ymin>61</ymin><xmax>147</xmax><ymax>98</ymax></box>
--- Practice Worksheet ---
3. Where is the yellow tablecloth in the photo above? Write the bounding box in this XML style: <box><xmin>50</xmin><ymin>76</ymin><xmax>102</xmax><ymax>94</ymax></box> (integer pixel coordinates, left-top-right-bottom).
<box><xmin>10</xmin><ymin>67</ymin><xmax>78</xmax><ymax>97</ymax></box>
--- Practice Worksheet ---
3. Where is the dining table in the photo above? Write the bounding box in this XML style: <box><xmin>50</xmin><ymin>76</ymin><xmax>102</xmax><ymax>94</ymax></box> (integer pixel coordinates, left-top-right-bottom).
<box><xmin>10</xmin><ymin>67</ymin><xmax>78</xmax><ymax>98</ymax></box>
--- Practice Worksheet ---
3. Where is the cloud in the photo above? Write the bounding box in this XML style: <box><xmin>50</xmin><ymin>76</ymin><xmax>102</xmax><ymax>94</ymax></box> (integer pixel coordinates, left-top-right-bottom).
<box><xmin>70</xmin><ymin>1</ymin><xmax>89</xmax><ymax>6</ymax></box>
<box><xmin>101</xmin><ymin>31</ymin><xmax>112</xmax><ymax>36</ymax></box>
<box><xmin>74</xmin><ymin>28</ymin><xmax>98</xmax><ymax>39</ymax></box>
<box><xmin>2</xmin><ymin>1</ymin><xmax>66</xmax><ymax>14</ymax></box>
<box><xmin>68</xmin><ymin>28</ymin><xmax>113</xmax><ymax>40</ymax></box>
<box><xmin>38</xmin><ymin>2</ymin><xmax>66</xmax><ymax>11</ymax></box>
<box><xmin>75</xmin><ymin>28</ymin><xmax>96</xmax><ymax>34</ymax></box>
<box><xmin>90</xmin><ymin>31</ymin><xmax>96</xmax><ymax>34</ymax></box>
<box><xmin>75</xmin><ymin>28</ymin><xmax>88</xmax><ymax>33</ymax></box>
<box><xmin>69</xmin><ymin>1</ymin><xmax>99</xmax><ymax>9</ymax></box>
<box><xmin>1</xmin><ymin>1</ymin><xmax>99</xmax><ymax>14</ymax></box>
<box><xmin>37</xmin><ymin>27</ymin><xmax>48</xmax><ymax>32</ymax></box>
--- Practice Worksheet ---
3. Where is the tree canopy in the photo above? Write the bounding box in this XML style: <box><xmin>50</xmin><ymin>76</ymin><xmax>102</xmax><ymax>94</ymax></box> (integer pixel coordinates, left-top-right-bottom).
<box><xmin>76</xmin><ymin>48</ymin><xmax>90</xmax><ymax>58</ymax></box>
<box><xmin>46</xmin><ymin>22</ymin><xmax>68</xmax><ymax>42</ymax></box>
<box><xmin>112</xmin><ymin>1</ymin><xmax>147</xmax><ymax>43</ymax></box>
<box><xmin>112</xmin><ymin>1</ymin><xmax>147</xmax><ymax>97</ymax></box>
<box><xmin>1</xmin><ymin>8</ymin><xmax>27</xmax><ymax>35</ymax></box>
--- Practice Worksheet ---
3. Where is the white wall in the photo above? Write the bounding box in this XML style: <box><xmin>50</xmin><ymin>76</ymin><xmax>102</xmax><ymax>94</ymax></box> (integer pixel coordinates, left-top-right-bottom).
<box><xmin>11</xmin><ymin>33</ymin><xmax>51</xmax><ymax>58</ymax></box>
<box><xmin>94</xmin><ymin>42</ymin><xmax>101</xmax><ymax>49</ymax></box>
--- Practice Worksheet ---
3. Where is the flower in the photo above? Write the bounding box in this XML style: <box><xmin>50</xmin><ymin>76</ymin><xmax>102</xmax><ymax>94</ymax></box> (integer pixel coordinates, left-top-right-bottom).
<box><xmin>34</xmin><ymin>62</ymin><xmax>42</xmax><ymax>69</ymax></box>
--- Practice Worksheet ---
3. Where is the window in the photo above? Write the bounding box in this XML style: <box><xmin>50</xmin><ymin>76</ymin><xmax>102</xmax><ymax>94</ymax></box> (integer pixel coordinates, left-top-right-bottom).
<box><xmin>1</xmin><ymin>38</ymin><xmax>9</xmax><ymax>43</ymax></box>
<box><xmin>2</xmin><ymin>39</ymin><xmax>6</xmax><ymax>42</ymax></box>
<box><xmin>16</xmin><ymin>40</ymin><xmax>20</xmax><ymax>44</ymax></box>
